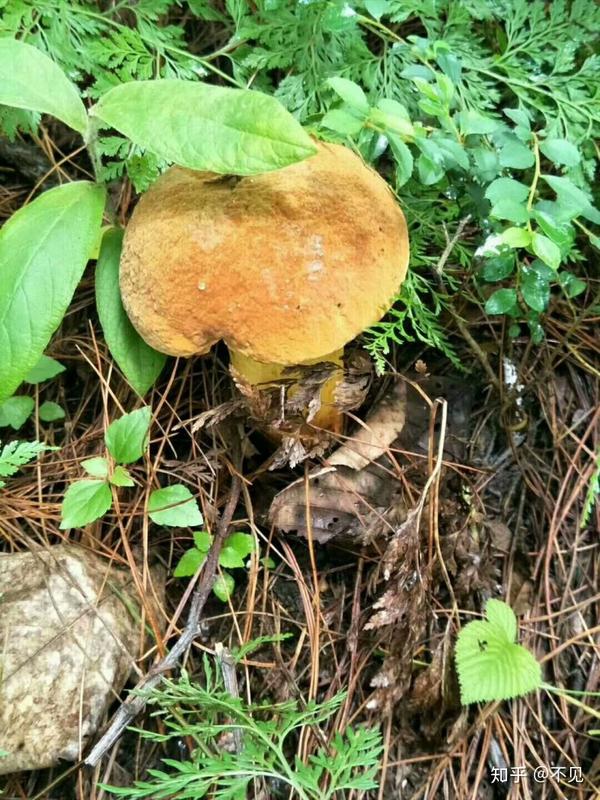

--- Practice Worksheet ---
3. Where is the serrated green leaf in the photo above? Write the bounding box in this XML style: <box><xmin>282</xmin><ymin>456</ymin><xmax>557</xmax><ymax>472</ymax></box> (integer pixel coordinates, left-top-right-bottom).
<box><xmin>0</xmin><ymin>182</ymin><xmax>105</xmax><ymax>403</ymax></box>
<box><xmin>327</xmin><ymin>77</ymin><xmax>369</xmax><ymax>113</ymax></box>
<box><xmin>455</xmin><ymin>599</ymin><xmax>542</xmax><ymax>704</ymax></box>
<box><xmin>24</xmin><ymin>355</ymin><xmax>66</xmax><ymax>384</ymax></box>
<box><xmin>539</xmin><ymin>138</ymin><xmax>580</xmax><ymax>167</ymax></box>
<box><xmin>91</xmin><ymin>80</ymin><xmax>317</xmax><ymax>175</ymax></box>
<box><xmin>82</xmin><ymin>456</ymin><xmax>110</xmax><ymax>479</ymax></box>
<box><xmin>485</xmin><ymin>288</ymin><xmax>518</xmax><ymax>315</ymax></box>
<box><xmin>60</xmin><ymin>479</ymin><xmax>112</xmax><ymax>529</ymax></box>
<box><xmin>0</xmin><ymin>39</ymin><xmax>87</xmax><ymax>134</ymax></box>
<box><xmin>219</xmin><ymin>546</ymin><xmax>246</xmax><ymax>569</ymax></box>
<box><xmin>96</xmin><ymin>229</ymin><xmax>166</xmax><ymax>396</ymax></box>
<box><xmin>105</xmin><ymin>407</ymin><xmax>152</xmax><ymax>464</ymax></box>
<box><xmin>173</xmin><ymin>547</ymin><xmax>206</xmax><ymax>577</ymax></box>
<box><xmin>110</xmin><ymin>465</ymin><xmax>135</xmax><ymax>487</ymax></box>
<box><xmin>0</xmin><ymin>396</ymin><xmax>34</xmax><ymax>430</ymax></box>
<box><xmin>521</xmin><ymin>265</ymin><xmax>550</xmax><ymax>311</ymax></box>
<box><xmin>531</xmin><ymin>232</ymin><xmax>560</xmax><ymax>270</ymax></box>
<box><xmin>224</xmin><ymin>532</ymin><xmax>256</xmax><ymax>559</ymax></box>
<box><xmin>213</xmin><ymin>572</ymin><xmax>235</xmax><ymax>602</ymax></box>
<box><xmin>38</xmin><ymin>401</ymin><xmax>65</xmax><ymax>422</ymax></box>
<box><xmin>148</xmin><ymin>484</ymin><xmax>203</xmax><ymax>527</ymax></box>
<box><xmin>0</xmin><ymin>440</ymin><xmax>51</xmax><ymax>486</ymax></box>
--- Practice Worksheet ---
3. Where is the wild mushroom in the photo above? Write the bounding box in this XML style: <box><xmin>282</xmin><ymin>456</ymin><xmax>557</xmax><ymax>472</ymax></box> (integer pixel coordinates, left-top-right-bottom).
<box><xmin>119</xmin><ymin>140</ymin><xmax>409</xmax><ymax>434</ymax></box>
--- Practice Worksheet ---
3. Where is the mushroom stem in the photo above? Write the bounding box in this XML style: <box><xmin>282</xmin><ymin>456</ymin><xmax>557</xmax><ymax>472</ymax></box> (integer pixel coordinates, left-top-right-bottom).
<box><xmin>229</xmin><ymin>348</ymin><xmax>344</xmax><ymax>433</ymax></box>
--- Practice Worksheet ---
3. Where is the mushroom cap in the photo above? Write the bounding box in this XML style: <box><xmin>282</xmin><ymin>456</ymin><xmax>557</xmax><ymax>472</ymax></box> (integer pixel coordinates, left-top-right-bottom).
<box><xmin>120</xmin><ymin>140</ymin><xmax>409</xmax><ymax>365</ymax></box>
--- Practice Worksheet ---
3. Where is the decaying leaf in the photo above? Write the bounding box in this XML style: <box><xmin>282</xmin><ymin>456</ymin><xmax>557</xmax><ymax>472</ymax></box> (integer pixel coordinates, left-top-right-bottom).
<box><xmin>270</xmin><ymin>377</ymin><xmax>473</xmax><ymax>543</ymax></box>
<box><xmin>0</xmin><ymin>545</ymin><xmax>164</xmax><ymax>774</ymax></box>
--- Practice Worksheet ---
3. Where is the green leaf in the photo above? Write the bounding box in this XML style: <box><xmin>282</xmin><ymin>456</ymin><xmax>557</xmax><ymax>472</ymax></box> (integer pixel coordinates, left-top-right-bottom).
<box><xmin>485</xmin><ymin>177</ymin><xmax>529</xmax><ymax>206</ymax></box>
<box><xmin>387</xmin><ymin>134</ymin><xmax>413</xmax><ymax>186</ymax></box>
<box><xmin>60</xmin><ymin>479</ymin><xmax>112</xmax><ymax>529</ymax></box>
<box><xmin>490</xmin><ymin>199</ymin><xmax>529</xmax><ymax>224</ymax></box>
<box><xmin>82</xmin><ymin>457</ymin><xmax>110</xmax><ymax>479</ymax></box>
<box><xmin>481</xmin><ymin>253</ymin><xmax>515</xmax><ymax>281</ymax></box>
<box><xmin>416</xmin><ymin>153</ymin><xmax>444</xmax><ymax>185</ymax></box>
<box><xmin>0</xmin><ymin>396</ymin><xmax>34</xmax><ymax>430</ymax></box>
<box><xmin>0</xmin><ymin>440</ymin><xmax>51</xmax><ymax>487</ymax></box>
<box><xmin>539</xmin><ymin>138</ymin><xmax>580</xmax><ymax>167</ymax></box>
<box><xmin>25</xmin><ymin>355</ymin><xmax>66</xmax><ymax>384</ymax></box>
<box><xmin>224</xmin><ymin>532</ymin><xmax>256</xmax><ymax>559</ymax></box>
<box><xmin>457</xmin><ymin>110</ymin><xmax>498</xmax><ymax>136</ymax></box>
<box><xmin>501</xmin><ymin>227</ymin><xmax>531</xmax><ymax>248</ymax></box>
<box><xmin>0</xmin><ymin>39</ymin><xmax>87</xmax><ymax>134</ymax></box>
<box><xmin>219</xmin><ymin>546</ymin><xmax>246</xmax><ymax>569</ymax></box>
<box><xmin>498</xmin><ymin>138</ymin><xmax>534</xmax><ymax>169</ymax></box>
<box><xmin>559</xmin><ymin>271</ymin><xmax>587</xmax><ymax>299</ymax></box>
<box><xmin>321</xmin><ymin>108</ymin><xmax>364</xmax><ymax>135</ymax></box>
<box><xmin>38</xmin><ymin>401</ymin><xmax>65</xmax><ymax>422</ymax></box>
<box><xmin>173</xmin><ymin>547</ymin><xmax>206</xmax><ymax>577</ymax></box>
<box><xmin>364</xmin><ymin>0</ymin><xmax>390</xmax><ymax>19</ymax></box>
<box><xmin>0</xmin><ymin>181</ymin><xmax>105</xmax><ymax>403</ymax></box>
<box><xmin>533</xmin><ymin>210</ymin><xmax>573</xmax><ymax>251</ymax></box>
<box><xmin>455</xmin><ymin>599</ymin><xmax>542</xmax><ymax>704</ymax></box>
<box><xmin>91</xmin><ymin>80</ymin><xmax>317</xmax><ymax>175</ymax></box>
<box><xmin>148</xmin><ymin>484</ymin><xmax>203</xmax><ymax>527</ymax></box>
<box><xmin>110</xmin><ymin>465</ymin><xmax>135</xmax><ymax>487</ymax></box>
<box><xmin>485</xmin><ymin>288</ymin><xmax>518</xmax><ymax>315</ymax></box>
<box><xmin>327</xmin><ymin>77</ymin><xmax>369</xmax><ymax>113</ymax></box>
<box><xmin>105</xmin><ymin>407</ymin><xmax>152</xmax><ymax>464</ymax></box>
<box><xmin>531</xmin><ymin>232</ymin><xmax>561</xmax><ymax>270</ymax></box>
<box><xmin>213</xmin><ymin>572</ymin><xmax>235</xmax><ymax>602</ymax></box>
<box><xmin>521</xmin><ymin>265</ymin><xmax>550</xmax><ymax>311</ymax></box>
<box><xmin>96</xmin><ymin>228</ymin><xmax>166</xmax><ymax>396</ymax></box>
<box><xmin>194</xmin><ymin>530</ymin><xmax>213</xmax><ymax>552</ymax></box>
<box><xmin>542</xmin><ymin>175</ymin><xmax>600</xmax><ymax>224</ymax></box>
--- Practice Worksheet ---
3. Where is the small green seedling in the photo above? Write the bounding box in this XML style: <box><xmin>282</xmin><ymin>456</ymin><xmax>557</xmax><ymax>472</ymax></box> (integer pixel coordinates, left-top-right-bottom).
<box><xmin>456</xmin><ymin>599</ymin><xmax>600</xmax><ymax>730</ymax></box>
<box><xmin>174</xmin><ymin>530</ymin><xmax>256</xmax><ymax>602</ymax></box>
<box><xmin>0</xmin><ymin>355</ymin><xmax>66</xmax><ymax>430</ymax></box>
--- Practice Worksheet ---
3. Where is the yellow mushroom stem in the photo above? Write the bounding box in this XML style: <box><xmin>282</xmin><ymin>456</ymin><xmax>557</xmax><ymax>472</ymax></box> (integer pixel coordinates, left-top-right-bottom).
<box><xmin>229</xmin><ymin>348</ymin><xmax>344</xmax><ymax>433</ymax></box>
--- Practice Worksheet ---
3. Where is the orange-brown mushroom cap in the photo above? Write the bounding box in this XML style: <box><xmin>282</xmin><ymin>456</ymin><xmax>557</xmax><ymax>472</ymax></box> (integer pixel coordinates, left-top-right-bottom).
<box><xmin>120</xmin><ymin>140</ymin><xmax>409</xmax><ymax>365</ymax></box>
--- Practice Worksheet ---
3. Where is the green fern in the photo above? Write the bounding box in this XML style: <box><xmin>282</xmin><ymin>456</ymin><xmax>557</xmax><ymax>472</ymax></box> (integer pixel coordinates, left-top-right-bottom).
<box><xmin>0</xmin><ymin>439</ymin><xmax>53</xmax><ymax>488</ymax></box>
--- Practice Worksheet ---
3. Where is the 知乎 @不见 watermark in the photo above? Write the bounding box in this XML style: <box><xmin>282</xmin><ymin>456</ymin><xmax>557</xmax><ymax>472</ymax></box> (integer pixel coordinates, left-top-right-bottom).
<box><xmin>491</xmin><ymin>766</ymin><xmax>583</xmax><ymax>784</ymax></box>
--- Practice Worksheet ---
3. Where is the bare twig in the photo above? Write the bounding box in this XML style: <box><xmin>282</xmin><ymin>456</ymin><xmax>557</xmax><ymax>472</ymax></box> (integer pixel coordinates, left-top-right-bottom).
<box><xmin>84</xmin><ymin>475</ymin><xmax>242</xmax><ymax>767</ymax></box>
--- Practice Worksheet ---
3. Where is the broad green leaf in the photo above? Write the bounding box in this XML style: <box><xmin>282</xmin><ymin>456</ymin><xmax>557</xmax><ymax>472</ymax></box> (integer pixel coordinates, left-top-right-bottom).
<box><xmin>194</xmin><ymin>530</ymin><xmax>213</xmax><ymax>552</ymax></box>
<box><xmin>25</xmin><ymin>355</ymin><xmax>65</xmax><ymax>384</ymax></box>
<box><xmin>38</xmin><ymin>401</ymin><xmax>65</xmax><ymax>422</ymax></box>
<box><xmin>0</xmin><ymin>39</ymin><xmax>87</xmax><ymax>134</ymax></box>
<box><xmin>503</xmin><ymin>108</ymin><xmax>531</xmax><ymax>133</ymax></box>
<box><xmin>0</xmin><ymin>396</ymin><xmax>34</xmax><ymax>429</ymax></box>
<box><xmin>416</xmin><ymin>153</ymin><xmax>444</xmax><ymax>185</ymax></box>
<box><xmin>91</xmin><ymin>80</ymin><xmax>317</xmax><ymax>175</ymax></box>
<box><xmin>96</xmin><ymin>229</ymin><xmax>166</xmax><ymax>396</ymax></box>
<box><xmin>559</xmin><ymin>271</ymin><xmax>587</xmax><ymax>299</ymax></box>
<box><xmin>485</xmin><ymin>177</ymin><xmax>529</xmax><ymax>206</ymax></box>
<box><xmin>105</xmin><ymin>407</ymin><xmax>152</xmax><ymax>464</ymax></box>
<box><xmin>174</xmin><ymin>547</ymin><xmax>206</xmax><ymax>577</ymax></box>
<box><xmin>219</xmin><ymin>546</ymin><xmax>246</xmax><ymax>569</ymax></box>
<box><xmin>533</xmin><ymin>210</ymin><xmax>573</xmax><ymax>251</ymax></box>
<box><xmin>60</xmin><ymin>479</ymin><xmax>112</xmax><ymax>529</ymax></box>
<box><xmin>82</xmin><ymin>457</ymin><xmax>110</xmax><ymax>479</ymax></box>
<box><xmin>481</xmin><ymin>253</ymin><xmax>515</xmax><ymax>282</ymax></box>
<box><xmin>457</xmin><ymin>110</ymin><xmax>498</xmax><ymax>136</ymax></box>
<box><xmin>490</xmin><ymin>199</ymin><xmax>529</xmax><ymax>224</ymax></box>
<box><xmin>521</xmin><ymin>265</ymin><xmax>550</xmax><ymax>311</ymax></box>
<box><xmin>327</xmin><ymin>77</ymin><xmax>369</xmax><ymax>113</ymax></box>
<box><xmin>369</xmin><ymin>107</ymin><xmax>414</xmax><ymax>139</ymax></box>
<box><xmin>455</xmin><ymin>599</ymin><xmax>542</xmax><ymax>704</ymax></box>
<box><xmin>213</xmin><ymin>572</ymin><xmax>235</xmax><ymax>602</ymax></box>
<box><xmin>364</xmin><ymin>0</ymin><xmax>390</xmax><ymax>19</ymax></box>
<box><xmin>499</xmin><ymin>138</ymin><xmax>534</xmax><ymax>169</ymax></box>
<box><xmin>148</xmin><ymin>484</ymin><xmax>203</xmax><ymax>527</ymax></box>
<box><xmin>531</xmin><ymin>232</ymin><xmax>560</xmax><ymax>270</ymax></box>
<box><xmin>110</xmin><ymin>465</ymin><xmax>135</xmax><ymax>487</ymax></box>
<box><xmin>485</xmin><ymin>288</ymin><xmax>518</xmax><ymax>315</ymax></box>
<box><xmin>321</xmin><ymin>108</ymin><xmax>364</xmax><ymax>135</ymax></box>
<box><xmin>387</xmin><ymin>134</ymin><xmax>413</xmax><ymax>186</ymax></box>
<box><xmin>433</xmin><ymin>137</ymin><xmax>469</xmax><ymax>170</ymax></box>
<box><xmin>501</xmin><ymin>227</ymin><xmax>531</xmax><ymax>248</ymax></box>
<box><xmin>0</xmin><ymin>181</ymin><xmax>105</xmax><ymax>403</ymax></box>
<box><xmin>539</xmin><ymin>138</ymin><xmax>580</xmax><ymax>167</ymax></box>
<box><xmin>542</xmin><ymin>175</ymin><xmax>600</xmax><ymax>224</ymax></box>
<box><xmin>224</xmin><ymin>532</ymin><xmax>256</xmax><ymax>559</ymax></box>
